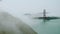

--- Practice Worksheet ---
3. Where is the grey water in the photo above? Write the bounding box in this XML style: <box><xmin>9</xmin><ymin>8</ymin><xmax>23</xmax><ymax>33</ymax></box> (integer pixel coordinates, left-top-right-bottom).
<box><xmin>29</xmin><ymin>19</ymin><xmax>60</xmax><ymax>34</ymax></box>
<box><xmin>20</xmin><ymin>15</ymin><xmax>60</xmax><ymax>34</ymax></box>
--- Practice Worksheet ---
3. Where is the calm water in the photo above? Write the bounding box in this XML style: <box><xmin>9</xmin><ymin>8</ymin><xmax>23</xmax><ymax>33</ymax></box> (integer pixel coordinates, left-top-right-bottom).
<box><xmin>30</xmin><ymin>19</ymin><xmax>60</xmax><ymax>34</ymax></box>
<box><xmin>21</xmin><ymin>15</ymin><xmax>60</xmax><ymax>34</ymax></box>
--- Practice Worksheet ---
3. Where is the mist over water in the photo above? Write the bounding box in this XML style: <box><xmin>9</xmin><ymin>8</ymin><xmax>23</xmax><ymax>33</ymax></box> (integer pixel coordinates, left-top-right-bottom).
<box><xmin>24</xmin><ymin>16</ymin><xmax>60</xmax><ymax>34</ymax></box>
<box><xmin>0</xmin><ymin>10</ymin><xmax>60</xmax><ymax>34</ymax></box>
<box><xmin>0</xmin><ymin>0</ymin><xmax>59</xmax><ymax>34</ymax></box>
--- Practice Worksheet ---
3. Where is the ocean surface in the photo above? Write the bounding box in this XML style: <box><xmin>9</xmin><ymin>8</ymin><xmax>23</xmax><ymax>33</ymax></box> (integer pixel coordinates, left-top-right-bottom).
<box><xmin>22</xmin><ymin>17</ymin><xmax>60</xmax><ymax>34</ymax></box>
<box><xmin>31</xmin><ymin>19</ymin><xmax>60</xmax><ymax>34</ymax></box>
<box><xmin>20</xmin><ymin>15</ymin><xmax>60</xmax><ymax>34</ymax></box>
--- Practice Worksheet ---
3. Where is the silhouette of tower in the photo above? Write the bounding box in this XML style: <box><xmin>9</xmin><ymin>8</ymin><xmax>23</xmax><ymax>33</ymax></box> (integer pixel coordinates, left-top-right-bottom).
<box><xmin>43</xmin><ymin>9</ymin><xmax>46</xmax><ymax>17</ymax></box>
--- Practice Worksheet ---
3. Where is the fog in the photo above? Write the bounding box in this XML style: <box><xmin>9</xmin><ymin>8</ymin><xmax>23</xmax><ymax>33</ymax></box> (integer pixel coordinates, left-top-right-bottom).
<box><xmin>0</xmin><ymin>0</ymin><xmax>60</xmax><ymax>34</ymax></box>
<box><xmin>0</xmin><ymin>12</ymin><xmax>37</xmax><ymax>34</ymax></box>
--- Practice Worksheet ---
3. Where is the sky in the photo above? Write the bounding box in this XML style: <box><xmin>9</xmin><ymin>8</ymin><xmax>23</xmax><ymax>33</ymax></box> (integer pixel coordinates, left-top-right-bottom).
<box><xmin>0</xmin><ymin>0</ymin><xmax>60</xmax><ymax>20</ymax></box>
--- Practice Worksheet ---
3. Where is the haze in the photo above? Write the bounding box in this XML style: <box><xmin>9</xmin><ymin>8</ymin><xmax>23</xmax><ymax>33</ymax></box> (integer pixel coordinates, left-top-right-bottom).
<box><xmin>0</xmin><ymin>0</ymin><xmax>60</xmax><ymax>23</ymax></box>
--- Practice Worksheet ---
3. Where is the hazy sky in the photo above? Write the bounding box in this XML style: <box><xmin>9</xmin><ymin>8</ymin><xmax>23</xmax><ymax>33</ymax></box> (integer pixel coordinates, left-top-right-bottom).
<box><xmin>0</xmin><ymin>0</ymin><xmax>60</xmax><ymax>18</ymax></box>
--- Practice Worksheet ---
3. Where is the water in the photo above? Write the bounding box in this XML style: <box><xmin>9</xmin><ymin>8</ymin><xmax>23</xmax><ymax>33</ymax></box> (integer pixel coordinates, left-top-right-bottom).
<box><xmin>20</xmin><ymin>15</ymin><xmax>60</xmax><ymax>34</ymax></box>
<box><xmin>29</xmin><ymin>19</ymin><xmax>60</xmax><ymax>34</ymax></box>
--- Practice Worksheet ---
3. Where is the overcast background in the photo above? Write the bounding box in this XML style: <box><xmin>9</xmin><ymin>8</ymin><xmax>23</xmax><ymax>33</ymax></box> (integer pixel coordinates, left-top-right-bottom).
<box><xmin>0</xmin><ymin>0</ymin><xmax>60</xmax><ymax>24</ymax></box>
